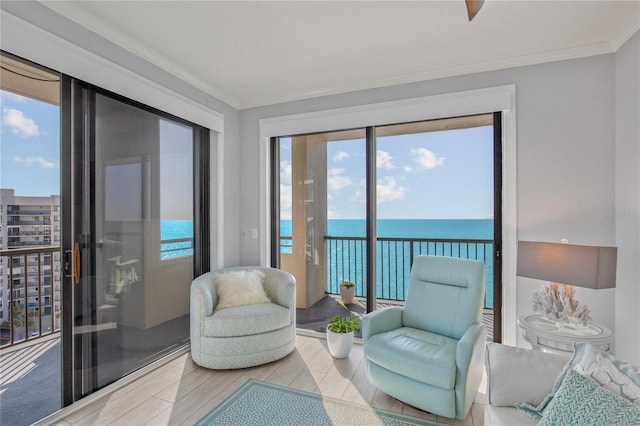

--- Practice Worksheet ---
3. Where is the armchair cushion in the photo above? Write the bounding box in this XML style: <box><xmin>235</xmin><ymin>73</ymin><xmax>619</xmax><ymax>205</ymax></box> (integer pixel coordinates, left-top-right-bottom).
<box><xmin>204</xmin><ymin>302</ymin><xmax>290</xmax><ymax>337</ymax></box>
<box><xmin>214</xmin><ymin>270</ymin><xmax>270</xmax><ymax>312</ymax></box>
<box><xmin>366</xmin><ymin>327</ymin><xmax>457</xmax><ymax>388</ymax></box>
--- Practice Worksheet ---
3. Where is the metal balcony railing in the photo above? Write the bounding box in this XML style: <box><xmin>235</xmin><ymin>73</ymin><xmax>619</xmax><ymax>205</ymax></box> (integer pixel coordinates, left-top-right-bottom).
<box><xmin>280</xmin><ymin>235</ymin><xmax>494</xmax><ymax>308</ymax></box>
<box><xmin>160</xmin><ymin>237</ymin><xmax>193</xmax><ymax>258</ymax></box>
<box><xmin>0</xmin><ymin>246</ymin><xmax>62</xmax><ymax>348</ymax></box>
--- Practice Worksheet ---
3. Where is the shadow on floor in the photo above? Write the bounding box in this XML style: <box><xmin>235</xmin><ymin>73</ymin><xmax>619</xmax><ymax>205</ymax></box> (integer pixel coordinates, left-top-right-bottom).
<box><xmin>296</xmin><ymin>295</ymin><xmax>366</xmax><ymax>336</ymax></box>
<box><xmin>0</xmin><ymin>336</ymin><xmax>61</xmax><ymax>426</ymax></box>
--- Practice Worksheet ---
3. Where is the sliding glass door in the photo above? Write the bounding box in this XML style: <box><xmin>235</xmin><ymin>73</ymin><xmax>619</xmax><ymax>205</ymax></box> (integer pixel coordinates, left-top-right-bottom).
<box><xmin>274</xmin><ymin>129</ymin><xmax>368</xmax><ymax>333</ymax></box>
<box><xmin>272</xmin><ymin>114</ymin><xmax>502</xmax><ymax>341</ymax></box>
<box><xmin>62</xmin><ymin>79</ymin><xmax>209</xmax><ymax>401</ymax></box>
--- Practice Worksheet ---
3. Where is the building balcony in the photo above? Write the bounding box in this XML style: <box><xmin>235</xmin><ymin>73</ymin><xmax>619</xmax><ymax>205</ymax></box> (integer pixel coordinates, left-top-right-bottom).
<box><xmin>1</xmin><ymin>246</ymin><xmax>62</xmax><ymax>348</ymax></box>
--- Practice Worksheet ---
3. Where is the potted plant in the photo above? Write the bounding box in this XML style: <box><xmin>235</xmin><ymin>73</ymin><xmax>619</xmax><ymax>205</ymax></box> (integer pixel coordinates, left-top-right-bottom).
<box><xmin>340</xmin><ymin>280</ymin><xmax>356</xmax><ymax>305</ymax></box>
<box><xmin>326</xmin><ymin>314</ymin><xmax>361</xmax><ymax>358</ymax></box>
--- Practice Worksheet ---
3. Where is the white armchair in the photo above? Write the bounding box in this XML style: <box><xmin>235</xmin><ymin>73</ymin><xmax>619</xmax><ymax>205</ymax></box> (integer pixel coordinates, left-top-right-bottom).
<box><xmin>190</xmin><ymin>266</ymin><xmax>296</xmax><ymax>369</ymax></box>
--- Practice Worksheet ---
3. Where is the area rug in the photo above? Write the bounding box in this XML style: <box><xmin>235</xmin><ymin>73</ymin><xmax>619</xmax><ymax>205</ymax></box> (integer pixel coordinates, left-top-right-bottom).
<box><xmin>195</xmin><ymin>378</ymin><xmax>447</xmax><ymax>426</ymax></box>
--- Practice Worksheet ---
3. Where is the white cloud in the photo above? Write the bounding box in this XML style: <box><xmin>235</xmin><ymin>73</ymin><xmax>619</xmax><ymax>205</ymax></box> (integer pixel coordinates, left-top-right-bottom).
<box><xmin>327</xmin><ymin>209</ymin><xmax>340</xmax><ymax>219</ymax></box>
<box><xmin>404</xmin><ymin>165</ymin><xmax>413</xmax><ymax>172</ymax></box>
<box><xmin>3</xmin><ymin>108</ymin><xmax>40</xmax><ymax>137</ymax></box>
<box><xmin>333</xmin><ymin>151</ymin><xmax>349</xmax><ymax>162</ymax></box>
<box><xmin>350</xmin><ymin>177</ymin><xmax>407</xmax><ymax>205</ymax></box>
<box><xmin>0</xmin><ymin>92</ymin><xmax>26</xmax><ymax>103</ymax></box>
<box><xmin>376</xmin><ymin>176</ymin><xmax>407</xmax><ymax>204</ymax></box>
<box><xmin>410</xmin><ymin>147</ymin><xmax>445</xmax><ymax>169</ymax></box>
<box><xmin>14</xmin><ymin>156</ymin><xmax>57</xmax><ymax>169</ymax></box>
<box><xmin>377</xmin><ymin>150</ymin><xmax>395</xmax><ymax>170</ymax></box>
<box><xmin>328</xmin><ymin>168</ymin><xmax>352</xmax><ymax>191</ymax></box>
<box><xmin>280</xmin><ymin>183</ymin><xmax>292</xmax><ymax>219</ymax></box>
<box><xmin>280</xmin><ymin>160</ymin><xmax>292</xmax><ymax>185</ymax></box>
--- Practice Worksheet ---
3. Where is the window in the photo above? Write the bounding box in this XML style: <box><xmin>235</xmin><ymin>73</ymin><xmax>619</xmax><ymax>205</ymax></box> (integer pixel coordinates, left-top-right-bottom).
<box><xmin>274</xmin><ymin>115</ymin><xmax>501</xmax><ymax>339</ymax></box>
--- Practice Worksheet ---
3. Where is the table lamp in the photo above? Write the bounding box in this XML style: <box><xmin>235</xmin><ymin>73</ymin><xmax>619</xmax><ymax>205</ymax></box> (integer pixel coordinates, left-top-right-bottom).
<box><xmin>517</xmin><ymin>240</ymin><xmax>617</xmax><ymax>327</ymax></box>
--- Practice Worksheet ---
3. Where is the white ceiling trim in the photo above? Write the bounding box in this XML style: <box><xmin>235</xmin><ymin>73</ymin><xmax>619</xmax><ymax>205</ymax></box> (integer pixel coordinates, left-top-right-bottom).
<box><xmin>245</xmin><ymin>41</ymin><xmax>614</xmax><ymax>110</ymax></box>
<box><xmin>610</xmin><ymin>14</ymin><xmax>640</xmax><ymax>52</ymax></box>
<box><xmin>36</xmin><ymin>1</ymin><xmax>241</xmax><ymax>109</ymax></box>
<box><xmin>0</xmin><ymin>11</ymin><xmax>224</xmax><ymax>132</ymax></box>
<box><xmin>36</xmin><ymin>1</ymin><xmax>640</xmax><ymax>111</ymax></box>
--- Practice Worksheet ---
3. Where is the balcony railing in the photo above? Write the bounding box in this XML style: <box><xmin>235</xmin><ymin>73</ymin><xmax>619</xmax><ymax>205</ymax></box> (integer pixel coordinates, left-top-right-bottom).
<box><xmin>160</xmin><ymin>237</ymin><xmax>193</xmax><ymax>258</ymax></box>
<box><xmin>0</xmin><ymin>246</ymin><xmax>62</xmax><ymax>348</ymax></box>
<box><xmin>281</xmin><ymin>235</ymin><xmax>494</xmax><ymax>308</ymax></box>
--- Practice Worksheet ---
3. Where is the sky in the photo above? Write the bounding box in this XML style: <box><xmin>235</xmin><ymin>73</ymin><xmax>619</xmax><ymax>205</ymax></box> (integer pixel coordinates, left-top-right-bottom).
<box><xmin>1</xmin><ymin>89</ymin><xmax>192</xmax><ymax>221</ymax></box>
<box><xmin>2</xmin><ymin>87</ymin><xmax>493</xmax><ymax>220</ymax></box>
<box><xmin>280</xmin><ymin>125</ymin><xmax>494</xmax><ymax>220</ymax></box>
<box><xmin>1</xmin><ymin>90</ymin><xmax>60</xmax><ymax>197</ymax></box>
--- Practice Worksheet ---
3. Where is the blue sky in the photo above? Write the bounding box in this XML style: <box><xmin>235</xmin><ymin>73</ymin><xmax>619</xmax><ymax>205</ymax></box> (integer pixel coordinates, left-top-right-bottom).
<box><xmin>1</xmin><ymin>90</ymin><xmax>60</xmax><ymax>196</ymax></box>
<box><xmin>280</xmin><ymin>125</ymin><xmax>494</xmax><ymax>220</ymax></box>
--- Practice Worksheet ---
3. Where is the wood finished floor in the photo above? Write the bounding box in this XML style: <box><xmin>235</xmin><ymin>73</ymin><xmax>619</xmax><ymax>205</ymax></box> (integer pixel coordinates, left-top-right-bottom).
<box><xmin>54</xmin><ymin>335</ymin><xmax>485</xmax><ymax>426</ymax></box>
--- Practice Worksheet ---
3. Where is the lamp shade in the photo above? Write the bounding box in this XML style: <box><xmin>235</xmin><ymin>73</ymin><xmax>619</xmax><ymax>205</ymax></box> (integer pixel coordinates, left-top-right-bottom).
<box><xmin>517</xmin><ymin>241</ymin><xmax>617</xmax><ymax>289</ymax></box>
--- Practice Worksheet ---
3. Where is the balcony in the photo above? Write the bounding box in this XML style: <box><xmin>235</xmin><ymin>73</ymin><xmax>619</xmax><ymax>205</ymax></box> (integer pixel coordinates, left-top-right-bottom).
<box><xmin>0</xmin><ymin>246</ymin><xmax>63</xmax><ymax>425</ymax></box>
<box><xmin>286</xmin><ymin>234</ymin><xmax>495</xmax><ymax>340</ymax></box>
<box><xmin>0</xmin><ymin>333</ymin><xmax>60</xmax><ymax>426</ymax></box>
<box><xmin>1</xmin><ymin>246</ymin><xmax>62</xmax><ymax>348</ymax></box>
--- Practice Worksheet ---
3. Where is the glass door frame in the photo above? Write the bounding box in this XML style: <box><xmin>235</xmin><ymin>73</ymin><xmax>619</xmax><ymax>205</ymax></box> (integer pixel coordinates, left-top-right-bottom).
<box><xmin>270</xmin><ymin>116</ymin><xmax>503</xmax><ymax>338</ymax></box>
<box><xmin>60</xmin><ymin>75</ymin><xmax>210</xmax><ymax>405</ymax></box>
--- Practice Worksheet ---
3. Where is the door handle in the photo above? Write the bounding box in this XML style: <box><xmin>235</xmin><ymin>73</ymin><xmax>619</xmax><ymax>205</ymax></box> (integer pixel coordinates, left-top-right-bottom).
<box><xmin>64</xmin><ymin>243</ymin><xmax>81</xmax><ymax>283</ymax></box>
<box><xmin>73</xmin><ymin>242</ymin><xmax>80</xmax><ymax>284</ymax></box>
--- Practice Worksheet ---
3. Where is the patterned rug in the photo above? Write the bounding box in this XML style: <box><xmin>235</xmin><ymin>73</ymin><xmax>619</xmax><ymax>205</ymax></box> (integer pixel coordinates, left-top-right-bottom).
<box><xmin>196</xmin><ymin>379</ymin><xmax>446</xmax><ymax>426</ymax></box>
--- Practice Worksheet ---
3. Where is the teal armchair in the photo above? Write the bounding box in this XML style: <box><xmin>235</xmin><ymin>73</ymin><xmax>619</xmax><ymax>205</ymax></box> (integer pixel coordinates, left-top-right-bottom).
<box><xmin>363</xmin><ymin>255</ymin><xmax>486</xmax><ymax>419</ymax></box>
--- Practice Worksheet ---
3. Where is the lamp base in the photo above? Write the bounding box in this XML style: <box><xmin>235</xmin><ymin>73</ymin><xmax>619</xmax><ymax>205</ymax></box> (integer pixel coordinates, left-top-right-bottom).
<box><xmin>532</xmin><ymin>282</ymin><xmax>591</xmax><ymax>326</ymax></box>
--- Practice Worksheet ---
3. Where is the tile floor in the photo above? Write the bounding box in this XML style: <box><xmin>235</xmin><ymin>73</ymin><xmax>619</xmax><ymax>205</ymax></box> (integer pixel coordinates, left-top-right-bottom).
<box><xmin>53</xmin><ymin>335</ymin><xmax>485</xmax><ymax>426</ymax></box>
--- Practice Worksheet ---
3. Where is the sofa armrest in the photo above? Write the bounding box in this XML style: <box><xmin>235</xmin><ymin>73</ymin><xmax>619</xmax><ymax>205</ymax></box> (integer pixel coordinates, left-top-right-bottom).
<box><xmin>485</xmin><ymin>343</ymin><xmax>568</xmax><ymax>407</ymax></box>
<box><xmin>362</xmin><ymin>307</ymin><xmax>403</xmax><ymax>341</ymax></box>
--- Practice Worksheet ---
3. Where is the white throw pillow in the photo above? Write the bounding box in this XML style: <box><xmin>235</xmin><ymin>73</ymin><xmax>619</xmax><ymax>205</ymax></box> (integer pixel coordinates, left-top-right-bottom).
<box><xmin>214</xmin><ymin>270</ymin><xmax>270</xmax><ymax>312</ymax></box>
<box><xmin>485</xmin><ymin>342</ymin><xmax>568</xmax><ymax>406</ymax></box>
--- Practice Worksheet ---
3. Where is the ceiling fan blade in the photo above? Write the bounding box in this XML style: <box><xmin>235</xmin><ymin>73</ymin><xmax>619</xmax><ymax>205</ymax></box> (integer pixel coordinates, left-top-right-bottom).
<box><xmin>465</xmin><ymin>0</ymin><xmax>485</xmax><ymax>21</ymax></box>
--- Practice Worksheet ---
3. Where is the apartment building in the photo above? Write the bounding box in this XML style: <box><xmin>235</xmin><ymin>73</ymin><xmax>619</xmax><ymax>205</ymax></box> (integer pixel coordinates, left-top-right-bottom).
<box><xmin>0</xmin><ymin>188</ymin><xmax>61</xmax><ymax>340</ymax></box>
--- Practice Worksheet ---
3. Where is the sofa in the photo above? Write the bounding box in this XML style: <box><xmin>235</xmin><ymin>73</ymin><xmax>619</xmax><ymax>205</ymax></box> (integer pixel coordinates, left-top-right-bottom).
<box><xmin>484</xmin><ymin>342</ymin><xmax>640</xmax><ymax>425</ymax></box>
<box><xmin>190</xmin><ymin>266</ymin><xmax>296</xmax><ymax>369</ymax></box>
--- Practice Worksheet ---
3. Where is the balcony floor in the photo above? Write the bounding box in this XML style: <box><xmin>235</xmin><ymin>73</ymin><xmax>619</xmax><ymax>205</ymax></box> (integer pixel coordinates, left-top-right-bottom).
<box><xmin>0</xmin><ymin>333</ymin><xmax>61</xmax><ymax>426</ymax></box>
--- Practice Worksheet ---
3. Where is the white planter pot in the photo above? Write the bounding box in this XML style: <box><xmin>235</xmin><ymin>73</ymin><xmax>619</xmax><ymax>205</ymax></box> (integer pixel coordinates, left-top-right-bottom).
<box><xmin>340</xmin><ymin>286</ymin><xmax>354</xmax><ymax>304</ymax></box>
<box><xmin>326</xmin><ymin>329</ymin><xmax>354</xmax><ymax>358</ymax></box>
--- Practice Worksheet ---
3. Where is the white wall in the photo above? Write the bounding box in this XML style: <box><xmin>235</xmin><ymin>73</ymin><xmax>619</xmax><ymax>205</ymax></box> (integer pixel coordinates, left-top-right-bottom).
<box><xmin>240</xmin><ymin>53</ymin><xmax>626</xmax><ymax>349</ymax></box>
<box><xmin>615</xmin><ymin>32</ymin><xmax>640</xmax><ymax>364</ymax></box>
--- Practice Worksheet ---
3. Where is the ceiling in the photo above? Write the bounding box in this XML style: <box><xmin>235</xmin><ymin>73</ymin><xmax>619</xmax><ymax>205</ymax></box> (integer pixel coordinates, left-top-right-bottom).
<box><xmin>41</xmin><ymin>1</ymin><xmax>639</xmax><ymax>110</ymax></box>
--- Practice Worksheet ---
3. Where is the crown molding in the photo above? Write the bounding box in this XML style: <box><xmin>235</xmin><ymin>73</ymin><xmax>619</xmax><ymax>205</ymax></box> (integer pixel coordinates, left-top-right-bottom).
<box><xmin>610</xmin><ymin>13</ymin><xmax>640</xmax><ymax>52</ymax></box>
<box><xmin>33</xmin><ymin>1</ymin><xmax>242</xmax><ymax>109</ymax></box>
<box><xmin>26</xmin><ymin>1</ymin><xmax>637</xmax><ymax>111</ymax></box>
<box><xmin>239</xmin><ymin>41</ymin><xmax>614</xmax><ymax>109</ymax></box>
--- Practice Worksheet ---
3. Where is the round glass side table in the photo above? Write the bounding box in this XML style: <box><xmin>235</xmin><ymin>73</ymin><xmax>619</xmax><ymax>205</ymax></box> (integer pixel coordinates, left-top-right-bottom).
<box><xmin>517</xmin><ymin>314</ymin><xmax>614</xmax><ymax>354</ymax></box>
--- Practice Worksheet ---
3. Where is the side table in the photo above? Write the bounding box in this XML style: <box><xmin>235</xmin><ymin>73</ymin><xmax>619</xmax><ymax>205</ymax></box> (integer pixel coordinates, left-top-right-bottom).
<box><xmin>517</xmin><ymin>314</ymin><xmax>614</xmax><ymax>354</ymax></box>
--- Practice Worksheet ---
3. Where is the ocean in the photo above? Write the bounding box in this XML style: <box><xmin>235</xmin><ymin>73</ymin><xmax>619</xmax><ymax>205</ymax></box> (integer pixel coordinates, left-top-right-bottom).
<box><xmin>160</xmin><ymin>219</ymin><xmax>194</xmax><ymax>258</ymax></box>
<box><xmin>161</xmin><ymin>218</ymin><xmax>495</xmax><ymax>308</ymax></box>
<box><xmin>281</xmin><ymin>219</ymin><xmax>494</xmax><ymax>308</ymax></box>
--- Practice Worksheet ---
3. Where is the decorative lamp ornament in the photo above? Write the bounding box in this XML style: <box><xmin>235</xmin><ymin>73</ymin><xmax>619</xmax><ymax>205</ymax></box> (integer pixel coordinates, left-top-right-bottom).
<box><xmin>517</xmin><ymin>240</ymin><xmax>617</xmax><ymax>327</ymax></box>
